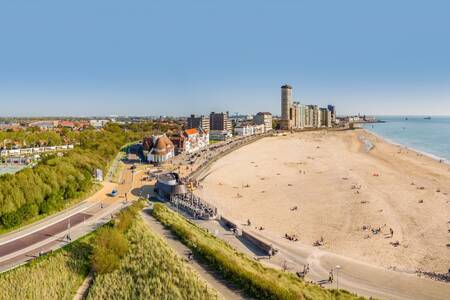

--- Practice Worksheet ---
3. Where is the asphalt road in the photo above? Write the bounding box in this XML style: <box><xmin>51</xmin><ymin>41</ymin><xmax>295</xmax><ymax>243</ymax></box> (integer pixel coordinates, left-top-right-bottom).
<box><xmin>0</xmin><ymin>161</ymin><xmax>139</xmax><ymax>273</ymax></box>
<box><xmin>0</xmin><ymin>212</ymin><xmax>91</xmax><ymax>258</ymax></box>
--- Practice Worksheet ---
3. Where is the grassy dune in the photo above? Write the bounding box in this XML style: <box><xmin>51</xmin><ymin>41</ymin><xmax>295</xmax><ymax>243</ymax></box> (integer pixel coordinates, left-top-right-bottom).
<box><xmin>152</xmin><ymin>203</ymin><xmax>365</xmax><ymax>300</ymax></box>
<box><xmin>87</xmin><ymin>216</ymin><xmax>218</xmax><ymax>300</ymax></box>
<box><xmin>0</xmin><ymin>236</ymin><xmax>92</xmax><ymax>300</ymax></box>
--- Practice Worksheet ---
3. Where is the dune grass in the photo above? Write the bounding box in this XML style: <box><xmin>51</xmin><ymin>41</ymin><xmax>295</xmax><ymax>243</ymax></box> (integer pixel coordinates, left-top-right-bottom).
<box><xmin>0</xmin><ymin>234</ymin><xmax>93</xmax><ymax>300</ymax></box>
<box><xmin>152</xmin><ymin>203</ymin><xmax>365</xmax><ymax>300</ymax></box>
<box><xmin>87</xmin><ymin>214</ymin><xmax>218</xmax><ymax>300</ymax></box>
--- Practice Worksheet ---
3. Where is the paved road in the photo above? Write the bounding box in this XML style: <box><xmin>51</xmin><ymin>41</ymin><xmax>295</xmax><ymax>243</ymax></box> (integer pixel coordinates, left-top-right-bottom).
<box><xmin>0</xmin><ymin>162</ymin><xmax>140</xmax><ymax>273</ymax></box>
<box><xmin>192</xmin><ymin>217</ymin><xmax>450</xmax><ymax>300</ymax></box>
<box><xmin>0</xmin><ymin>212</ymin><xmax>91</xmax><ymax>258</ymax></box>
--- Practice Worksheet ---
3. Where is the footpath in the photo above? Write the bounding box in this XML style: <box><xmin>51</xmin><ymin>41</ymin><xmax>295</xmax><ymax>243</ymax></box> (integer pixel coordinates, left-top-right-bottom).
<box><xmin>141</xmin><ymin>208</ymin><xmax>247</xmax><ymax>300</ymax></box>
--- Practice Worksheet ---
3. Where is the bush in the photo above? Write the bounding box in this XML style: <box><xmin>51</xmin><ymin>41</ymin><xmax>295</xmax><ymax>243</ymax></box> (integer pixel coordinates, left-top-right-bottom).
<box><xmin>0</xmin><ymin>211</ymin><xmax>22</xmax><ymax>228</ymax></box>
<box><xmin>91</xmin><ymin>227</ymin><xmax>129</xmax><ymax>274</ymax></box>
<box><xmin>87</xmin><ymin>216</ymin><xmax>218</xmax><ymax>300</ymax></box>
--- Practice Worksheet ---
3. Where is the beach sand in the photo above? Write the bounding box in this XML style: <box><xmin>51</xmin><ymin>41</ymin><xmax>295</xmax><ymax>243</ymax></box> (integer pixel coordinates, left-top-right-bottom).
<box><xmin>196</xmin><ymin>130</ymin><xmax>450</xmax><ymax>273</ymax></box>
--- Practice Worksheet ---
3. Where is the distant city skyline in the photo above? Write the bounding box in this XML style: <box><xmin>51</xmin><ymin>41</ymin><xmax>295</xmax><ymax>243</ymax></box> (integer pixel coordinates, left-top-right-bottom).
<box><xmin>1</xmin><ymin>1</ymin><xmax>450</xmax><ymax>117</ymax></box>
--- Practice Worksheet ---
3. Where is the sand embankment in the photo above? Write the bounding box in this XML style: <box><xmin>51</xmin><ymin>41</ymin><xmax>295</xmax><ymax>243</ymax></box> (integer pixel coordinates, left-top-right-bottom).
<box><xmin>196</xmin><ymin>130</ymin><xmax>450</xmax><ymax>273</ymax></box>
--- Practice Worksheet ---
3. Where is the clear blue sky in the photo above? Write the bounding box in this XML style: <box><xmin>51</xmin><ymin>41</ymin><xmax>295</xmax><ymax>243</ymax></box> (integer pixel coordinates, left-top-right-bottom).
<box><xmin>1</xmin><ymin>0</ymin><xmax>449</xmax><ymax>117</ymax></box>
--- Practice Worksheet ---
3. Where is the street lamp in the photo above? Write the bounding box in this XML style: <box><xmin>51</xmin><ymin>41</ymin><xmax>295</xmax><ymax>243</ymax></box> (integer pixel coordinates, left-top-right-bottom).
<box><xmin>67</xmin><ymin>218</ymin><xmax>71</xmax><ymax>242</ymax></box>
<box><xmin>335</xmin><ymin>265</ymin><xmax>341</xmax><ymax>291</ymax></box>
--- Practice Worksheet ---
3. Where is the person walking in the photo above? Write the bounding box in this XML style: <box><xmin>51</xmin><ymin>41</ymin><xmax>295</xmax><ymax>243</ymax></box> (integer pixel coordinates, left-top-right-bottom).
<box><xmin>329</xmin><ymin>269</ymin><xmax>334</xmax><ymax>283</ymax></box>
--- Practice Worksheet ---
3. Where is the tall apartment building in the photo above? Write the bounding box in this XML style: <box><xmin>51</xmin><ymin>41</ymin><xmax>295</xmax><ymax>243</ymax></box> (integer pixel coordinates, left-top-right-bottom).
<box><xmin>311</xmin><ymin>105</ymin><xmax>321</xmax><ymax>128</ymax></box>
<box><xmin>254</xmin><ymin>112</ymin><xmax>273</xmax><ymax>132</ymax></box>
<box><xmin>280</xmin><ymin>84</ymin><xmax>293</xmax><ymax>130</ymax></box>
<box><xmin>186</xmin><ymin>114</ymin><xmax>210</xmax><ymax>132</ymax></box>
<box><xmin>280</xmin><ymin>84</ymin><xmax>335</xmax><ymax>130</ymax></box>
<box><xmin>210</xmin><ymin>112</ymin><xmax>232</xmax><ymax>132</ymax></box>
<box><xmin>303</xmin><ymin>105</ymin><xmax>313</xmax><ymax>128</ymax></box>
<box><xmin>327</xmin><ymin>105</ymin><xmax>336</xmax><ymax>124</ymax></box>
<box><xmin>320</xmin><ymin>107</ymin><xmax>332</xmax><ymax>128</ymax></box>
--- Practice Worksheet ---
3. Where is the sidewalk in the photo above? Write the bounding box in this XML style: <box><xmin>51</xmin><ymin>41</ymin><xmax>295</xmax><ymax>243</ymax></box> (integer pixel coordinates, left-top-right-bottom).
<box><xmin>0</xmin><ymin>200</ymin><xmax>131</xmax><ymax>273</ymax></box>
<box><xmin>0</xmin><ymin>164</ymin><xmax>138</xmax><ymax>273</ymax></box>
<box><xmin>0</xmin><ymin>181</ymin><xmax>115</xmax><ymax>246</ymax></box>
<box><xmin>194</xmin><ymin>217</ymin><xmax>450</xmax><ymax>300</ymax></box>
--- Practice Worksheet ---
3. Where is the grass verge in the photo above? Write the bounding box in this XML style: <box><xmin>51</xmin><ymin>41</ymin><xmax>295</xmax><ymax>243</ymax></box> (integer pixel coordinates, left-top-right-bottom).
<box><xmin>152</xmin><ymin>203</ymin><xmax>365</xmax><ymax>300</ymax></box>
<box><xmin>0</xmin><ymin>183</ymin><xmax>102</xmax><ymax>236</ymax></box>
<box><xmin>0</xmin><ymin>233</ymin><xmax>93</xmax><ymax>300</ymax></box>
<box><xmin>87</xmin><ymin>202</ymin><xmax>218</xmax><ymax>299</ymax></box>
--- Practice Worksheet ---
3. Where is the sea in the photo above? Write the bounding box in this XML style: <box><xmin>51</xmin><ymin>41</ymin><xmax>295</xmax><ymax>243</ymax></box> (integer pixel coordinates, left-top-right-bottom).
<box><xmin>363</xmin><ymin>116</ymin><xmax>450</xmax><ymax>163</ymax></box>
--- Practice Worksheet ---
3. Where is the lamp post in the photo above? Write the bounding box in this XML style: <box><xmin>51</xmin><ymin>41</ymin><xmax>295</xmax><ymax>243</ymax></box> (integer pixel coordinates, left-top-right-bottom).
<box><xmin>67</xmin><ymin>219</ymin><xmax>71</xmax><ymax>241</ymax></box>
<box><xmin>335</xmin><ymin>265</ymin><xmax>341</xmax><ymax>291</ymax></box>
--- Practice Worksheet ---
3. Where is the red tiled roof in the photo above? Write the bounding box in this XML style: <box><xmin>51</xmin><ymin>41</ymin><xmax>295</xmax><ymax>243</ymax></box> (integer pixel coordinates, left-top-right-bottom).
<box><xmin>60</xmin><ymin>121</ymin><xmax>76</xmax><ymax>127</ymax></box>
<box><xmin>185</xmin><ymin>128</ymin><xmax>199</xmax><ymax>135</ymax></box>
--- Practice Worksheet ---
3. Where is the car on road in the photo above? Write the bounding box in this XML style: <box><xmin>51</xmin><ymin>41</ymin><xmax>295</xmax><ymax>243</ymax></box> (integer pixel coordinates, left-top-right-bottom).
<box><xmin>110</xmin><ymin>189</ymin><xmax>118</xmax><ymax>197</ymax></box>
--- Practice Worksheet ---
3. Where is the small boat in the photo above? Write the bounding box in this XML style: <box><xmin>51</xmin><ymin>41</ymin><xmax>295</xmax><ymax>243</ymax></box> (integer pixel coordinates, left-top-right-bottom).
<box><xmin>405</xmin><ymin>117</ymin><xmax>408</xmax><ymax>120</ymax></box>
<box><xmin>424</xmin><ymin>116</ymin><xmax>431</xmax><ymax>120</ymax></box>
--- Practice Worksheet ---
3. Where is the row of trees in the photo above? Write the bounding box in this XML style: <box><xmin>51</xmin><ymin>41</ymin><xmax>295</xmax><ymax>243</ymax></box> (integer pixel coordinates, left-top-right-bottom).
<box><xmin>0</xmin><ymin>123</ymin><xmax>148</xmax><ymax>229</ymax></box>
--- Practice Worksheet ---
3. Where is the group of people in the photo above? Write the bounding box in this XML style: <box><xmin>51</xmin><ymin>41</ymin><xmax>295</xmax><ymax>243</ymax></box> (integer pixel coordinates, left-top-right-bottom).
<box><xmin>313</xmin><ymin>236</ymin><xmax>325</xmax><ymax>246</ymax></box>
<box><xmin>296</xmin><ymin>264</ymin><xmax>311</xmax><ymax>278</ymax></box>
<box><xmin>285</xmin><ymin>233</ymin><xmax>299</xmax><ymax>241</ymax></box>
<box><xmin>171</xmin><ymin>193</ymin><xmax>217</xmax><ymax>219</ymax></box>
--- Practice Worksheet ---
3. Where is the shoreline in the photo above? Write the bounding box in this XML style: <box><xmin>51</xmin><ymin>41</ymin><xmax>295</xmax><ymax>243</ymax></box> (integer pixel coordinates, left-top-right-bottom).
<box><xmin>362</xmin><ymin>127</ymin><xmax>450</xmax><ymax>165</ymax></box>
<box><xmin>196</xmin><ymin>130</ymin><xmax>450</xmax><ymax>275</ymax></box>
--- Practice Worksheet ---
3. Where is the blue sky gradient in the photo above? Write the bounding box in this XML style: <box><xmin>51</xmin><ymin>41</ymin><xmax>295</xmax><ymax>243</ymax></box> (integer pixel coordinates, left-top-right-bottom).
<box><xmin>1</xmin><ymin>0</ymin><xmax>449</xmax><ymax>116</ymax></box>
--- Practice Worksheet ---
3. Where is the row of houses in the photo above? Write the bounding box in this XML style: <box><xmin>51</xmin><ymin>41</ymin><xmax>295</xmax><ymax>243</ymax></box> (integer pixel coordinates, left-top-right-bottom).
<box><xmin>0</xmin><ymin>144</ymin><xmax>74</xmax><ymax>157</ymax></box>
<box><xmin>143</xmin><ymin>128</ymin><xmax>209</xmax><ymax>164</ymax></box>
<box><xmin>26</xmin><ymin>119</ymin><xmax>110</xmax><ymax>131</ymax></box>
<box><xmin>234</xmin><ymin>123</ymin><xmax>265</xmax><ymax>137</ymax></box>
<box><xmin>144</xmin><ymin>111</ymin><xmax>273</xmax><ymax>164</ymax></box>
<box><xmin>187</xmin><ymin>111</ymin><xmax>273</xmax><ymax>140</ymax></box>
<box><xmin>233</xmin><ymin>112</ymin><xmax>273</xmax><ymax>137</ymax></box>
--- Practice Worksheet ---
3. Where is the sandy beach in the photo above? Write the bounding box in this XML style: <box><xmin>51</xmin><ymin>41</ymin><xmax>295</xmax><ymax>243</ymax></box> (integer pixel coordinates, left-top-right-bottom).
<box><xmin>196</xmin><ymin>129</ymin><xmax>450</xmax><ymax>273</ymax></box>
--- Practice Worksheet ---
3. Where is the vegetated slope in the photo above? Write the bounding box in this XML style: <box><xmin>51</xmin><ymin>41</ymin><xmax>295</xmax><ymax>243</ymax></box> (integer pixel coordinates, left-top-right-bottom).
<box><xmin>87</xmin><ymin>216</ymin><xmax>218</xmax><ymax>300</ymax></box>
<box><xmin>0</xmin><ymin>122</ymin><xmax>156</xmax><ymax>231</ymax></box>
<box><xmin>0</xmin><ymin>234</ymin><xmax>92</xmax><ymax>300</ymax></box>
<box><xmin>152</xmin><ymin>203</ymin><xmax>365</xmax><ymax>300</ymax></box>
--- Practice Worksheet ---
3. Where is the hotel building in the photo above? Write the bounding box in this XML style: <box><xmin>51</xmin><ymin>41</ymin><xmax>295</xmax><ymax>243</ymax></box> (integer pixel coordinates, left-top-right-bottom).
<box><xmin>186</xmin><ymin>114</ymin><xmax>210</xmax><ymax>132</ymax></box>
<box><xmin>254</xmin><ymin>112</ymin><xmax>273</xmax><ymax>132</ymax></box>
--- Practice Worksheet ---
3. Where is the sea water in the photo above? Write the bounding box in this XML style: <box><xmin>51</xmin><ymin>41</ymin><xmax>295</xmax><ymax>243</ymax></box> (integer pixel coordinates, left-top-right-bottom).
<box><xmin>363</xmin><ymin>116</ymin><xmax>450</xmax><ymax>163</ymax></box>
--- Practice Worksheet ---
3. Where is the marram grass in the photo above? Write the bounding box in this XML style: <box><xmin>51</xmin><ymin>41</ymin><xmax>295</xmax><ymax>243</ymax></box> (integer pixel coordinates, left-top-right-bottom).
<box><xmin>0</xmin><ymin>234</ymin><xmax>92</xmax><ymax>300</ymax></box>
<box><xmin>152</xmin><ymin>203</ymin><xmax>366</xmax><ymax>300</ymax></box>
<box><xmin>87</xmin><ymin>217</ymin><xmax>218</xmax><ymax>300</ymax></box>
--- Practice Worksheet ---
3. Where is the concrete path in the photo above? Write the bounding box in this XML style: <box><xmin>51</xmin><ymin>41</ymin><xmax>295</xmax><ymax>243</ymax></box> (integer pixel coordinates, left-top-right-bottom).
<box><xmin>73</xmin><ymin>271</ymin><xmax>93</xmax><ymax>300</ymax></box>
<box><xmin>192</xmin><ymin>217</ymin><xmax>450</xmax><ymax>300</ymax></box>
<box><xmin>141</xmin><ymin>209</ymin><xmax>247</xmax><ymax>300</ymax></box>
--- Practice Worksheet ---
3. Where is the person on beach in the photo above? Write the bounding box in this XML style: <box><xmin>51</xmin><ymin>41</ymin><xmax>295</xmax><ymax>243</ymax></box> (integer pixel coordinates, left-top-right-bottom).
<box><xmin>329</xmin><ymin>269</ymin><xmax>334</xmax><ymax>283</ymax></box>
<box><xmin>390</xmin><ymin>227</ymin><xmax>394</xmax><ymax>237</ymax></box>
<box><xmin>247</xmin><ymin>219</ymin><xmax>251</xmax><ymax>226</ymax></box>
